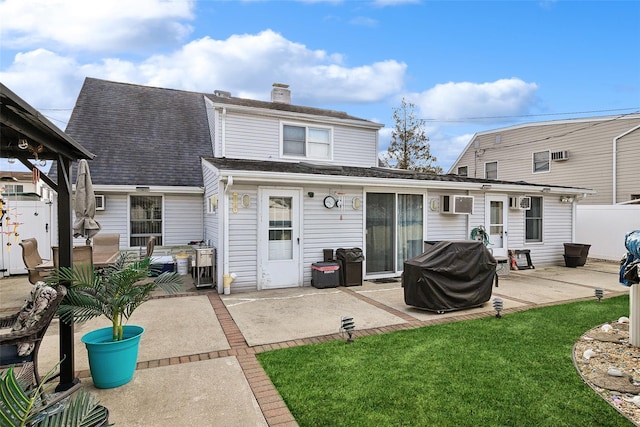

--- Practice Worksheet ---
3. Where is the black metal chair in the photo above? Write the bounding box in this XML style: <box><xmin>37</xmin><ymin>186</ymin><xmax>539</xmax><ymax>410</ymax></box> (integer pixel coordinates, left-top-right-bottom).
<box><xmin>0</xmin><ymin>283</ymin><xmax>67</xmax><ymax>389</ymax></box>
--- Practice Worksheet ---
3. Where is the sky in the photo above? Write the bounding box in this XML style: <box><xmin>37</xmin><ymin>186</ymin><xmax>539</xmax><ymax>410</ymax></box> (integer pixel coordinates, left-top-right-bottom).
<box><xmin>1</xmin><ymin>0</ymin><xmax>639</xmax><ymax>173</ymax></box>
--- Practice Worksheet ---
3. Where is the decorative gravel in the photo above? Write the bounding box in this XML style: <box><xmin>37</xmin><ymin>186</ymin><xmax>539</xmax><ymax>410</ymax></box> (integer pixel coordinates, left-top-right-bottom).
<box><xmin>573</xmin><ymin>320</ymin><xmax>640</xmax><ymax>425</ymax></box>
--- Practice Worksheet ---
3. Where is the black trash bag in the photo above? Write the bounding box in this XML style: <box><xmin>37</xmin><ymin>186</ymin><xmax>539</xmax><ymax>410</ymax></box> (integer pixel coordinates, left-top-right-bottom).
<box><xmin>403</xmin><ymin>241</ymin><xmax>497</xmax><ymax>313</ymax></box>
<box><xmin>336</xmin><ymin>248</ymin><xmax>365</xmax><ymax>262</ymax></box>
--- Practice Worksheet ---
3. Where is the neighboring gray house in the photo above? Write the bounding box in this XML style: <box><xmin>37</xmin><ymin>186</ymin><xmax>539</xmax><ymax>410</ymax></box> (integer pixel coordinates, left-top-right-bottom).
<box><xmin>448</xmin><ymin>114</ymin><xmax>640</xmax><ymax>205</ymax></box>
<box><xmin>64</xmin><ymin>78</ymin><xmax>593</xmax><ymax>293</ymax></box>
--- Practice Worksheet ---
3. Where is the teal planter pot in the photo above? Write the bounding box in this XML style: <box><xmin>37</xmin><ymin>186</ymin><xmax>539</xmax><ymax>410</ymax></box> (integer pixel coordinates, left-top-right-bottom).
<box><xmin>81</xmin><ymin>325</ymin><xmax>145</xmax><ymax>389</ymax></box>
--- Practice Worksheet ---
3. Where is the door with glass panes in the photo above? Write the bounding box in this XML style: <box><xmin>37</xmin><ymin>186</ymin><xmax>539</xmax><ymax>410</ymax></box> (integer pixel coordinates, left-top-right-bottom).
<box><xmin>259</xmin><ymin>189</ymin><xmax>302</xmax><ymax>289</ymax></box>
<box><xmin>365</xmin><ymin>193</ymin><xmax>423</xmax><ymax>276</ymax></box>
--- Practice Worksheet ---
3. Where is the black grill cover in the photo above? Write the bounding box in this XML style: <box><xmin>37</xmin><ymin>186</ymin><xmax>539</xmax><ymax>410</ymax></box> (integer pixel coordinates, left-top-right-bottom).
<box><xmin>403</xmin><ymin>241</ymin><xmax>497</xmax><ymax>312</ymax></box>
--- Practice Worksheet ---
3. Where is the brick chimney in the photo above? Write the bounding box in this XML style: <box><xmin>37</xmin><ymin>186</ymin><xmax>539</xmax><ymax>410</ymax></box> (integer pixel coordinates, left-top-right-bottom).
<box><xmin>271</xmin><ymin>83</ymin><xmax>291</xmax><ymax>104</ymax></box>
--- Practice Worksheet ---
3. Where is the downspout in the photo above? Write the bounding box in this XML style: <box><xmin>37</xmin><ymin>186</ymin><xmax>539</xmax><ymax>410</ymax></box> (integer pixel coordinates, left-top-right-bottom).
<box><xmin>221</xmin><ymin>108</ymin><xmax>227</xmax><ymax>157</ymax></box>
<box><xmin>612</xmin><ymin>125</ymin><xmax>640</xmax><ymax>204</ymax></box>
<box><xmin>222</xmin><ymin>175</ymin><xmax>234</xmax><ymax>293</ymax></box>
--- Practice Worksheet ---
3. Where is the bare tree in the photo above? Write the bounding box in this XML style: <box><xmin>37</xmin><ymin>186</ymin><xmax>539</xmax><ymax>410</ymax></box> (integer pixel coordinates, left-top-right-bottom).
<box><xmin>386</xmin><ymin>98</ymin><xmax>442</xmax><ymax>174</ymax></box>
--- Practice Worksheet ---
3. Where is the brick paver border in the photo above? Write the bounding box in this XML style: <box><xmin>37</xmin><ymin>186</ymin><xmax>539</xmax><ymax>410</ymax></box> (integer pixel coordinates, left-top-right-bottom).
<box><xmin>73</xmin><ymin>273</ymin><xmax>628</xmax><ymax>427</ymax></box>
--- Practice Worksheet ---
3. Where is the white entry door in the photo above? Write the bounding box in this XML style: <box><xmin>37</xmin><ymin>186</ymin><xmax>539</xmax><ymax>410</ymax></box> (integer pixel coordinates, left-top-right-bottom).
<box><xmin>259</xmin><ymin>189</ymin><xmax>302</xmax><ymax>289</ymax></box>
<box><xmin>485</xmin><ymin>195</ymin><xmax>508</xmax><ymax>258</ymax></box>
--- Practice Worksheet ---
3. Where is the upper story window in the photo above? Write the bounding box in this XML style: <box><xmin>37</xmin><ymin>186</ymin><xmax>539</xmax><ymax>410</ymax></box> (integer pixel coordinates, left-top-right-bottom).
<box><xmin>485</xmin><ymin>161</ymin><xmax>497</xmax><ymax>179</ymax></box>
<box><xmin>457</xmin><ymin>166</ymin><xmax>468</xmax><ymax>177</ymax></box>
<box><xmin>533</xmin><ymin>151</ymin><xmax>550</xmax><ymax>173</ymax></box>
<box><xmin>282</xmin><ymin>123</ymin><xmax>332</xmax><ymax>160</ymax></box>
<box><xmin>2</xmin><ymin>184</ymin><xmax>24</xmax><ymax>193</ymax></box>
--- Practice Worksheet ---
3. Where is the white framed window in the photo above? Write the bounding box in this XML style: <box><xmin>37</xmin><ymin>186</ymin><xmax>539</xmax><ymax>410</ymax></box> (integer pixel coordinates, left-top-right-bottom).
<box><xmin>525</xmin><ymin>196</ymin><xmax>543</xmax><ymax>242</ymax></box>
<box><xmin>130</xmin><ymin>195</ymin><xmax>163</xmax><ymax>246</ymax></box>
<box><xmin>3</xmin><ymin>184</ymin><xmax>24</xmax><ymax>193</ymax></box>
<box><xmin>533</xmin><ymin>151</ymin><xmax>550</xmax><ymax>173</ymax></box>
<box><xmin>485</xmin><ymin>161</ymin><xmax>497</xmax><ymax>179</ymax></box>
<box><xmin>457</xmin><ymin>166</ymin><xmax>468</xmax><ymax>177</ymax></box>
<box><xmin>282</xmin><ymin>123</ymin><xmax>332</xmax><ymax>160</ymax></box>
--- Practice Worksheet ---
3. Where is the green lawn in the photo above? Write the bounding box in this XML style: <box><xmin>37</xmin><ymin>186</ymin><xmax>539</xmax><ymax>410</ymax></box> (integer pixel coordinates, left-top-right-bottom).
<box><xmin>258</xmin><ymin>295</ymin><xmax>634</xmax><ymax>427</ymax></box>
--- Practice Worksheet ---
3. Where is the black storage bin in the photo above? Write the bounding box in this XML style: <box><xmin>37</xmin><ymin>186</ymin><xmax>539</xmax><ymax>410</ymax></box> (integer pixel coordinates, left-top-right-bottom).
<box><xmin>336</xmin><ymin>248</ymin><xmax>364</xmax><ymax>287</ymax></box>
<box><xmin>563</xmin><ymin>243</ymin><xmax>591</xmax><ymax>267</ymax></box>
<box><xmin>323</xmin><ymin>249</ymin><xmax>334</xmax><ymax>262</ymax></box>
<box><xmin>311</xmin><ymin>262</ymin><xmax>340</xmax><ymax>288</ymax></box>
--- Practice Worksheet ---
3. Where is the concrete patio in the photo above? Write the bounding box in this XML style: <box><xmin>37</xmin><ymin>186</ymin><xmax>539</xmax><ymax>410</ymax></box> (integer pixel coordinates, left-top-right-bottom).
<box><xmin>0</xmin><ymin>260</ymin><xmax>629</xmax><ymax>426</ymax></box>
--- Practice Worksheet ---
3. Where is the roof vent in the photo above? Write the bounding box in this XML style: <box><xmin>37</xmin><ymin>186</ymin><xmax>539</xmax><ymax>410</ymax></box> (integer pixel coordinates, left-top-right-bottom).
<box><xmin>214</xmin><ymin>90</ymin><xmax>231</xmax><ymax>98</ymax></box>
<box><xmin>271</xmin><ymin>83</ymin><xmax>291</xmax><ymax>104</ymax></box>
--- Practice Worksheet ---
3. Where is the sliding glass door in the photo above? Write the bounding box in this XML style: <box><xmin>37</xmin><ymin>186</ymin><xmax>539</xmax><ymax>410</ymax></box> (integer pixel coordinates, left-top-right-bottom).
<box><xmin>366</xmin><ymin>192</ymin><xmax>423</xmax><ymax>275</ymax></box>
<box><xmin>366</xmin><ymin>193</ymin><xmax>395</xmax><ymax>274</ymax></box>
<box><xmin>397</xmin><ymin>194</ymin><xmax>424</xmax><ymax>269</ymax></box>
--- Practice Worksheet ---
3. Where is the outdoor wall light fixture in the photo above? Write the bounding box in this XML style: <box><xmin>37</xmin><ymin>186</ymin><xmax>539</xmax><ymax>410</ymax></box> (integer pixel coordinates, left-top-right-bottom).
<box><xmin>560</xmin><ymin>196</ymin><xmax>574</xmax><ymax>203</ymax></box>
<box><xmin>307</xmin><ymin>191</ymin><xmax>314</xmax><ymax>198</ymax></box>
<box><xmin>493</xmin><ymin>297</ymin><xmax>504</xmax><ymax>318</ymax></box>
<box><xmin>595</xmin><ymin>287</ymin><xmax>604</xmax><ymax>302</ymax></box>
<box><xmin>481</xmin><ymin>184</ymin><xmax>492</xmax><ymax>190</ymax></box>
<box><xmin>340</xmin><ymin>316</ymin><xmax>355</xmax><ymax>343</ymax></box>
<box><xmin>541</xmin><ymin>187</ymin><xmax>551</xmax><ymax>193</ymax></box>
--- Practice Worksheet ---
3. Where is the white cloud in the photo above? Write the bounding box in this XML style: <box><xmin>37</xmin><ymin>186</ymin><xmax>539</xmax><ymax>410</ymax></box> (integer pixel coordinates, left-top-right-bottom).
<box><xmin>0</xmin><ymin>29</ymin><xmax>407</xmax><ymax>127</ymax></box>
<box><xmin>126</xmin><ymin>30</ymin><xmax>405</xmax><ymax>104</ymax></box>
<box><xmin>0</xmin><ymin>0</ymin><xmax>194</xmax><ymax>52</ymax></box>
<box><xmin>0</xmin><ymin>49</ymin><xmax>85</xmax><ymax>126</ymax></box>
<box><xmin>428</xmin><ymin>131</ymin><xmax>474</xmax><ymax>172</ymax></box>
<box><xmin>411</xmin><ymin>78</ymin><xmax>539</xmax><ymax>124</ymax></box>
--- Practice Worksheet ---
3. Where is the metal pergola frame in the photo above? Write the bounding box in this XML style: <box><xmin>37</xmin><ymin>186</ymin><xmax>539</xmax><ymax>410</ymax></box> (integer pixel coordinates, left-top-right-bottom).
<box><xmin>1</xmin><ymin>82</ymin><xmax>95</xmax><ymax>390</ymax></box>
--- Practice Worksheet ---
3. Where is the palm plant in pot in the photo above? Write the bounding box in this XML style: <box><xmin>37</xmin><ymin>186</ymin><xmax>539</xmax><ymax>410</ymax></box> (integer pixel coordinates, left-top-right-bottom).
<box><xmin>48</xmin><ymin>252</ymin><xmax>183</xmax><ymax>389</ymax></box>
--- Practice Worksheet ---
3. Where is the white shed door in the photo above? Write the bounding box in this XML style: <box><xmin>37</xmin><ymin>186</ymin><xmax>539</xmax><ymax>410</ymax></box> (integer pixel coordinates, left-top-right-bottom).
<box><xmin>259</xmin><ymin>189</ymin><xmax>302</xmax><ymax>289</ymax></box>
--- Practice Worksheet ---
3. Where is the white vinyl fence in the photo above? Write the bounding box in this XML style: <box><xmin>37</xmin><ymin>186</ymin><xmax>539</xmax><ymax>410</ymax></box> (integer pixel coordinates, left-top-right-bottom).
<box><xmin>576</xmin><ymin>205</ymin><xmax>640</xmax><ymax>261</ymax></box>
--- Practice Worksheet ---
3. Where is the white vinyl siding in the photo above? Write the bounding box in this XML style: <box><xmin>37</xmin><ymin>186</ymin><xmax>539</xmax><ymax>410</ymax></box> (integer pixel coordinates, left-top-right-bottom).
<box><xmin>425</xmin><ymin>190</ymin><xmax>470</xmax><ymax>242</ymax></box>
<box><xmin>616</xmin><ymin>127</ymin><xmax>640</xmax><ymax>203</ymax></box>
<box><xmin>202</xmin><ymin>161</ymin><xmax>220</xmax><ymax>251</ymax></box>
<box><xmin>216</xmin><ymin>109</ymin><xmax>379</xmax><ymax>168</ymax></box>
<box><xmin>303</xmin><ymin>187</ymin><xmax>363</xmax><ymax>285</ymax></box>
<box><xmin>227</xmin><ymin>186</ymin><xmax>259</xmax><ymax>293</ymax></box>
<box><xmin>224</xmin><ymin>114</ymin><xmax>277</xmax><ymax>160</ymax></box>
<box><xmin>450</xmin><ymin>117</ymin><xmax>640</xmax><ymax>205</ymax></box>
<box><xmin>163</xmin><ymin>194</ymin><xmax>204</xmax><ymax>245</ymax></box>
<box><xmin>332</xmin><ymin>126</ymin><xmax>379</xmax><ymax>167</ymax></box>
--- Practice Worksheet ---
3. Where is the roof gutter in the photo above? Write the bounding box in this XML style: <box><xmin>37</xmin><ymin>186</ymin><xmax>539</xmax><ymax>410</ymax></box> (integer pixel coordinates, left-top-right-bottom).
<box><xmin>612</xmin><ymin>124</ymin><xmax>640</xmax><ymax>204</ymax></box>
<box><xmin>207</xmin><ymin>101</ymin><xmax>384</xmax><ymax>130</ymax></box>
<box><xmin>214</xmin><ymin>169</ymin><xmax>594</xmax><ymax>196</ymax></box>
<box><xmin>91</xmin><ymin>185</ymin><xmax>204</xmax><ymax>194</ymax></box>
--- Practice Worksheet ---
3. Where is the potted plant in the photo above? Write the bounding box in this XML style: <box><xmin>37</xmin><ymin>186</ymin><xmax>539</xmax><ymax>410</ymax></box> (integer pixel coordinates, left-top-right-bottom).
<box><xmin>49</xmin><ymin>252</ymin><xmax>183</xmax><ymax>389</ymax></box>
<box><xmin>0</xmin><ymin>363</ymin><xmax>110</xmax><ymax>426</ymax></box>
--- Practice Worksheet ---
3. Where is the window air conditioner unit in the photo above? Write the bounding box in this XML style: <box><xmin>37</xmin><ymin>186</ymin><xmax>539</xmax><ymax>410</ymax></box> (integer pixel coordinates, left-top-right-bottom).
<box><xmin>95</xmin><ymin>194</ymin><xmax>105</xmax><ymax>211</ymax></box>
<box><xmin>551</xmin><ymin>150</ymin><xmax>569</xmax><ymax>161</ymax></box>
<box><xmin>509</xmin><ymin>196</ymin><xmax>531</xmax><ymax>210</ymax></box>
<box><xmin>440</xmin><ymin>195</ymin><xmax>474</xmax><ymax>214</ymax></box>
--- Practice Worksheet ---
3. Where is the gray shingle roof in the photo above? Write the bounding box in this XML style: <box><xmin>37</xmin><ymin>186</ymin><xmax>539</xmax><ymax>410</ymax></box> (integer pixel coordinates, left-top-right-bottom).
<box><xmin>64</xmin><ymin>78</ymin><xmax>213</xmax><ymax>186</ymax></box>
<box><xmin>63</xmin><ymin>78</ymin><xmax>380</xmax><ymax>186</ymax></box>
<box><xmin>203</xmin><ymin>157</ymin><xmax>590</xmax><ymax>191</ymax></box>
